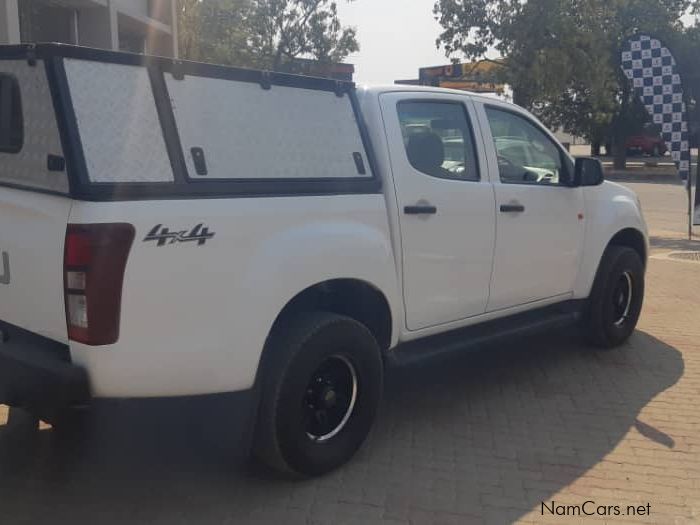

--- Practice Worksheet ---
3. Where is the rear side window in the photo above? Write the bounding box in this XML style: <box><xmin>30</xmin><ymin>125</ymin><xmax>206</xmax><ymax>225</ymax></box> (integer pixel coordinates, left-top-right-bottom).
<box><xmin>0</xmin><ymin>73</ymin><xmax>23</xmax><ymax>153</ymax></box>
<box><xmin>0</xmin><ymin>61</ymin><xmax>68</xmax><ymax>194</ymax></box>
<box><xmin>65</xmin><ymin>59</ymin><xmax>174</xmax><ymax>183</ymax></box>
<box><xmin>165</xmin><ymin>74</ymin><xmax>370</xmax><ymax>180</ymax></box>
<box><xmin>397</xmin><ymin>101</ymin><xmax>479</xmax><ymax>181</ymax></box>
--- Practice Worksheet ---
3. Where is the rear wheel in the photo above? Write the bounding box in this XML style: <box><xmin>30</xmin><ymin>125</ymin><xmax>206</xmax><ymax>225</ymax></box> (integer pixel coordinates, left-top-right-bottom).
<box><xmin>254</xmin><ymin>312</ymin><xmax>383</xmax><ymax>477</ymax></box>
<box><xmin>585</xmin><ymin>246</ymin><xmax>645</xmax><ymax>348</ymax></box>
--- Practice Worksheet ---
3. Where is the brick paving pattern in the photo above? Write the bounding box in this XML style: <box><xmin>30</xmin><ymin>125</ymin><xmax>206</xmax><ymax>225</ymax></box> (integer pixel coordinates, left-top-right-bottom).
<box><xmin>1</xmin><ymin>181</ymin><xmax>699</xmax><ymax>524</ymax></box>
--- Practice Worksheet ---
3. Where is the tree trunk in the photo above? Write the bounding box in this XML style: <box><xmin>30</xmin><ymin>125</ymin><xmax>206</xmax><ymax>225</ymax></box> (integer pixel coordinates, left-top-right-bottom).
<box><xmin>612</xmin><ymin>135</ymin><xmax>627</xmax><ymax>170</ymax></box>
<box><xmin>591</xmin><ymin>142</ymin><xmax>601</xmax><ymax>156</ymax></box>
<box><xmin>612</xmin><ymin>74</ymin><xmax>631</xmax><ymax>171</ymax></box>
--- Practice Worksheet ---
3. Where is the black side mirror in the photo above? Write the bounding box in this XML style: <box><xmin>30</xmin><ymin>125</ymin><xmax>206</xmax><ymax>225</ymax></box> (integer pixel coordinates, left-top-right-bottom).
<box><xmin>574</xmin><ymin>157</ymin><xmax>604</xmax><ymax>187</ymax></box>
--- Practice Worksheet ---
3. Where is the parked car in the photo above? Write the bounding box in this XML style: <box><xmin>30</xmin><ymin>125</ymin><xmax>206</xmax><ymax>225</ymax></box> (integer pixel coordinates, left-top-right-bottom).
<box><xmin>625</xmin><ymin>134</ymin><xmax>667</xmax><ymax>156</ymax></box>
<box><xmin>0</xmin><ymin>44</ymin><xmax>648</xmax><ymax>477</ymax></box>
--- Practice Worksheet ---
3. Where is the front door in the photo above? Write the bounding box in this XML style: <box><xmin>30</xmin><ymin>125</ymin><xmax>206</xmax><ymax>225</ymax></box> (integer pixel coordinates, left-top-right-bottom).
<box><xmin>380</xmin><ymin>93</ymin><xmax>496</xmax><ymax>331</ymax></box>
<box><xmin>476</xmin><ymin>102</ymin><xmax>585</xmax><ymax>312</ymax></box>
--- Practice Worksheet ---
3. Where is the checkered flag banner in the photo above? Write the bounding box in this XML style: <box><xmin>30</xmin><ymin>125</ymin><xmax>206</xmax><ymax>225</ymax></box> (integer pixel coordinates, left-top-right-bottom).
<box><xmin>621</xmin><ymin>35</ymin><xmax>699</xmax><ymax>225</ymax></box>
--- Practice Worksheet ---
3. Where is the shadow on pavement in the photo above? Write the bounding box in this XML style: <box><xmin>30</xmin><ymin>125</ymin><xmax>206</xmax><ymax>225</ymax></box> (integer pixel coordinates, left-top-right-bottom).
<box><xmin>650</xmin><ymin>235</ymin><xmax>700</xmax><ymax>251</ymax></box>
<box><xmin>0</xmin><ymin>329</ymin><xmax>684</xmax><ymax>524</ymax></box>
<box><xmin>604</xmin><ymin>173</ymin><xmax>687</xmax><ymax>185</ymax></box>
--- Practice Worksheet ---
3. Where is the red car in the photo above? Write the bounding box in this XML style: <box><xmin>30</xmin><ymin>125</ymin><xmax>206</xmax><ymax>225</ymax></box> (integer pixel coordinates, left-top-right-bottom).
<box><xmin>625</xmin><ymin>135</ymin><xmax>667</xmax><ymax>156</ymax></box>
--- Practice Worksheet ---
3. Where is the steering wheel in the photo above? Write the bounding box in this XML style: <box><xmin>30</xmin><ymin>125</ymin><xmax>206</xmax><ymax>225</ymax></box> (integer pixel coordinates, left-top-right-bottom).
<box><xmin>497</xmin><ymin>154</ymin><xmax>516</xmax><ymax>170</ymax></box>
<box><xmin>498</xmin><ymin>154</ymin><xmax>532</xmax><ymax>182</ymax></box>
<box><xmin>447</xmin><ymin>161</ymin><xmax>466</xmax><ymax>174</ymax></box>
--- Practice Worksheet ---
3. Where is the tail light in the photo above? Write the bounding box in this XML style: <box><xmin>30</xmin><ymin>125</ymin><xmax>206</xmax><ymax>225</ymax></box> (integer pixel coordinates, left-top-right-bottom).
<box><xmin>64</xmin><ymin>223</ymin><xmax>135</xmax><ymax>346</ymax></box>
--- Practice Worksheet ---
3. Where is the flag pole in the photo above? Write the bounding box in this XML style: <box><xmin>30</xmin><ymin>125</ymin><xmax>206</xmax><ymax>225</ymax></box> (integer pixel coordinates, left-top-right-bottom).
<box><xmin>692</xmin><ymin>150</ymin><xmax>697</xmax><ymax>240</ymax></box>
<box><xmin>690</xmin><ymin>160</ymin><xmax>694</xmax><ymax>240</ymax></box>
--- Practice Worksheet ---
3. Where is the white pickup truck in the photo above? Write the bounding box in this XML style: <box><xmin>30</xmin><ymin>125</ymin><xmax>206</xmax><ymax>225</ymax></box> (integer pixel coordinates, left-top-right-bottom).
<box><xmin>0</xmin><ymin>44</ymin><xmax>647</xmax><ymax>477</ymax></box>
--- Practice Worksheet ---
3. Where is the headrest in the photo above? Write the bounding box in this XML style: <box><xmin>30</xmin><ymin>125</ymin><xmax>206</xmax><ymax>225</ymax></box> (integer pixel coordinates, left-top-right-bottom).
<box><xmin>407</xmin><ymin>132</ymin><xmax>445</xmax><ymax>175</ymax></box>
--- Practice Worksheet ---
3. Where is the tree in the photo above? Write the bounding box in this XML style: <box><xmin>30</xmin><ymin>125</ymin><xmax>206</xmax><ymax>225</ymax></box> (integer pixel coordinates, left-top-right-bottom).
<box><xmin>433</xmin><ymin>0</ymin><xmax>694</xmax><ymax>167</ymax></box>
<box><xmin>247</xmin><ymin>0</ymin><xmax>359</xmax><ymax>70</ymax></box>
<box><xmin>177</xmin><ymin>0</ymin><xmax>359</xmax><ymax>71</ymax></box>
<box><xmin>178</xmin><ymin>0</ymin><xmax>254</xmax><ymax>65</ymax></box>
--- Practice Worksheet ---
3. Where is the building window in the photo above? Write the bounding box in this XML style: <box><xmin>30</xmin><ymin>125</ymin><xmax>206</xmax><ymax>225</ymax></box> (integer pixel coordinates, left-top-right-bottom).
<box><xmin>18</xmin><ymin>1</ymin><xmax>77</xmax><ymax>45</ymax></box>
<box><xmin>119</xmin><ymin>31</ymin><xmax>146</xmax><ymax>54</ymax></box>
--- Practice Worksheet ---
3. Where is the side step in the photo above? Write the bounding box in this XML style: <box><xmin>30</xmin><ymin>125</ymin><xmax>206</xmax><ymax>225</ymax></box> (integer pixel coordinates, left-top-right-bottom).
<box><xmin>386</xmin><ymin>300</ymin><xmax>585</xmax><ymax>367</ymax></box>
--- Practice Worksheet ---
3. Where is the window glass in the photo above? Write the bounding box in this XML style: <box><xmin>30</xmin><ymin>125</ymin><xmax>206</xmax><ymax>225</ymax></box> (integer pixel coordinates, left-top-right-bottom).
<box><xmin>485</xmin><ymin>107</ymin><xmax>568</xmax><ymax>186</ymax></box>
<box><xmin>0</xmin><ymin>73</ymin><xmax>23</xmax><ymax>153</ymax></box>
<box><xmin>65</xmin><ymin>59</ymin><xmax>174</xmax><ymax>183</ymax></box>
<box><xmin>0</xmin><ymin>61</ymin><xmax>67</xmax><ymax>194</ymax></box>
<box><xmin>397</xmin><ymin>101</ymin><xmax>479</xmax><ymax>181</ymax></box>
<box><xmin>166</xmin><ymin>74</ymin><xmax>370</xmax><ymax>180</ymax></box>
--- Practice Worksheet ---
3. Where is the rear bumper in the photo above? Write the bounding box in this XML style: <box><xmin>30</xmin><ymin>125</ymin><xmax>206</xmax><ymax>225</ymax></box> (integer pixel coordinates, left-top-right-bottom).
<box><xmin>0</xmin><ymin>321</ymin><xmax>90</xmax><ymax>421</ymax></box>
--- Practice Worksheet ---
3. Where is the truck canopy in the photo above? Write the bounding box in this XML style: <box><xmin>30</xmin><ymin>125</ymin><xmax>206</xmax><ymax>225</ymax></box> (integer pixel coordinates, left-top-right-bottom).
<box><xmin>0</xmin><ymin>44</ymin><xmax>380</xmax><ymax>201</ymax></box>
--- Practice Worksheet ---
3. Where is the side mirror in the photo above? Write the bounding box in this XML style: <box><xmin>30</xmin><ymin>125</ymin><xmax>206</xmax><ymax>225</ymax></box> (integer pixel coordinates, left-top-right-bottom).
<box><xmin>574</xmin><ymin>157</ymin><xmax>604</xmax><ymax>187</ymax></box>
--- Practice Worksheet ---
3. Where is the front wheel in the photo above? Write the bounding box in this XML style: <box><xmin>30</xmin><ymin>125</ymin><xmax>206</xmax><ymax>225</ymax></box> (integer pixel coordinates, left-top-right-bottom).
<box><xmin>254</xmin><ymin>312</ymin><xmax>383</xmax><ymax>477</ymax></box>
<box><xmin>585</xmin><ymin>246</ymin><xmax>645</xmax><ymax>348</ymax></box>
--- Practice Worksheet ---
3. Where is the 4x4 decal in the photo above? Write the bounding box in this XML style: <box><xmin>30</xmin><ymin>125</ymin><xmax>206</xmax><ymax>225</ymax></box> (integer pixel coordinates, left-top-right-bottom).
<box><xmin>143</xmin><ymin>224</ymin><xmax>215</xmax><ymax>247</ymax></box>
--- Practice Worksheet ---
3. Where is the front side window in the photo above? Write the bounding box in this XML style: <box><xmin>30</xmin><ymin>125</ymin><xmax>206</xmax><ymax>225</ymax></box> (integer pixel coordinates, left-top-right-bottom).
<box><xmin>485</xmin><ymin>107</ymin><xmax>569</xmax><ymax>186</ymax></box>
<box><xmin>0</xmin><ymin>73</ymin><xmax>23</xmax><ymax>154</ymax></box>
<box><xmin>397</xmin><ymin>101</ymin><xmax>479</xmax><ymax>181</ymax></box>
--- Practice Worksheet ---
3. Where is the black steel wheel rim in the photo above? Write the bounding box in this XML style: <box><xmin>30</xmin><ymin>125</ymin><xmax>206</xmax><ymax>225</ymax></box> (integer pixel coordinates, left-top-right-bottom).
<box><xmin>303</xmin><ymin>355</ymin><xmax>358</xmax><ymax>442</ymax></box>
<box><xmin>612</xmin><ymin>271</ymin><xmax>633</xmax><ymax>326</ymax></box>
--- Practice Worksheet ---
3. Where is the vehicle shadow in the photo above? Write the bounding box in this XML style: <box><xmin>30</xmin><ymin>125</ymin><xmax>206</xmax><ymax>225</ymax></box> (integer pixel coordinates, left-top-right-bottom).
<box><xmin>0</xmin><ymin>329</ymin><xmax>683</xmax><ymax>524</ymax></box>
<box><xmin>371</xmin><ymin>330</ymin><xmax>683</xmax><ymax>522</ymax></box>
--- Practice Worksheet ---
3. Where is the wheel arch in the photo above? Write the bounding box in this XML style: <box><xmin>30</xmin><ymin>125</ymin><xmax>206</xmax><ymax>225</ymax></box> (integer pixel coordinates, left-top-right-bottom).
<box><xmin>251</xmin><ymin>278</ymin><xmax>393</xmax><ymax>411</ymax></box>
<box><xmin>574</xmin><ymin>223</ymin><xmax>648</xmax><ymax>300</ymax></box>
<box><xmin>607</xmin><ymin>227</ymin><xmax>647</xmax><ymax>267</ymax></box>
<box><xmin>265</xmin><ymin>278</ymin><xmax>393</xmax><ymax>353</ymax></box>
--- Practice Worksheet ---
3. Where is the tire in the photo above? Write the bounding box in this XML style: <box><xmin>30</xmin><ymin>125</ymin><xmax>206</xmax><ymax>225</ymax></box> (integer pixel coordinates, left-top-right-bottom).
<box><xmin>586</xmin><ymin>246</ymin><xmax>645</xmax><ymax>348</ymax></box>
<box><xmin>254</xmin><ymin>312</ymin><xmax>383</xmax><ymax>477</ymax></box>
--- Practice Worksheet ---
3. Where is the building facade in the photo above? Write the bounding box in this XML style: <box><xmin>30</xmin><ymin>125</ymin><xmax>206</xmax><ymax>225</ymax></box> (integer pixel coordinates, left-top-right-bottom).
<box><xmin>0</xmin><ymin>0</ymin><xmax>178</xmax><ymax>57</ymax></box>
<box><xmin>396</xmin><ymin>61</ymin><xmax>506</xmax><ymax>97</ymax></box>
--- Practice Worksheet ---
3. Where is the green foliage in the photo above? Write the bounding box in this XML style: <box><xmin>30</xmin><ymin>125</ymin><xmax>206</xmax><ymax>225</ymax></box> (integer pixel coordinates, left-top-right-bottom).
<box><xmin>177</xmin><ymin>0</ymin><xmax>358</xmax><ymax>70</ymax></box>
<box><xmin>178</xmin><ymin>0</ymin><xmax>253</xmax><ymax>65</ymax></box>
<box><xmin>434</xmin><ymin>0</ymin><xmax>695</xmax><ymax>146</ymax></box>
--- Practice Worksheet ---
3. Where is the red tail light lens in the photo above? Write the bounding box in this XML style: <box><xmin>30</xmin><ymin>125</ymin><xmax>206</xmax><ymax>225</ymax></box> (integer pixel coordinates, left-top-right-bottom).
<box><xmin>64</xmin><ymin>223</ymin><xmax>135</xmax><ymax>346</ymax></box>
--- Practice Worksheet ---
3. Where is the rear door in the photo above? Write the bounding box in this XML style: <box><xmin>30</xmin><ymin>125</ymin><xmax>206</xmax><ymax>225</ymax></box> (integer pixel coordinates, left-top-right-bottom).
<box><xmin>0</xmin><ymin>59</ymin><xmax>72</xmax><ymax>342</ymax></box>
<box><xmin>380</xmin><ymin>93</ymin><xmax>496</xmax><ymax>331</ymax></box>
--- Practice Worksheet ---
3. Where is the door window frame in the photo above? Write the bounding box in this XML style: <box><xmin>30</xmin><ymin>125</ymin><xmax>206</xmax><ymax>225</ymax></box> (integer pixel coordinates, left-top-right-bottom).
<box><xmin>396</xmin><ymin>98</ymin><xmax>482</xmax><ymax>183</ymax></box>
<box><xmin>483</xmin><ymin>103</ymin><xmax>575</xmax><ymax>188</ymax></box>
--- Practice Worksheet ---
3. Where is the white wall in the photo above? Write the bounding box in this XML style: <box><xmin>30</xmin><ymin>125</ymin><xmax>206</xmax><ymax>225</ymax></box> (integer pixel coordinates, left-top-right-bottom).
<box><xmin>78</xmin><ymin>5</ymin><xmax>117</xmax><ymax>49</ymax></box>
<box><xmin>0</xmin><ymin>0</ymin><xmax>20</xmax><ymax>44</ymax></box>
<box><xmin>0</xmin><ymin>0</ymin><xmax>176</xmax><ymax>57</ymax></box>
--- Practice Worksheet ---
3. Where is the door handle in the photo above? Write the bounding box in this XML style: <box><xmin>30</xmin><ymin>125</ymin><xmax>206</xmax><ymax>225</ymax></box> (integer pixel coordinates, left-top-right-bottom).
<box><xmin>404</xmin><ymin>204</ymin><xmax>437</xmax><ymax>215</ymax></box>
<box><xmin>500</xmin><ymin>203</ymin><xmax>525</xmax><ymax>213</ymax></box>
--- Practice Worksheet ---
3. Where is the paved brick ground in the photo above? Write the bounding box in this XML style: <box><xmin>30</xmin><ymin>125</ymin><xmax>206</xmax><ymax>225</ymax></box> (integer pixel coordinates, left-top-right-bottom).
<box><xmin>1</xmin><ymin>181</ymin><xmax>699</xmax><ymax>524</ymax></box>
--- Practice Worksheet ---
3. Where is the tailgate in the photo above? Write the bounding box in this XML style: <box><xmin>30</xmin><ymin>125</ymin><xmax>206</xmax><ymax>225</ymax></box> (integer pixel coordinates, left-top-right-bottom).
<box><xmin>0</xmin><ymin>57</ymin><xmax>71</xmax><ymax>342</ymax></box>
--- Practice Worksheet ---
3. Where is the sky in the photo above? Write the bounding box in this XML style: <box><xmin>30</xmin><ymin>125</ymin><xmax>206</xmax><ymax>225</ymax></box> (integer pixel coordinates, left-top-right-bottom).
<box><xmin>335</xmin><ymin>3</ymin><xmax>699</xmax><ymax>85</ymax></box>
<box><xmin>334</xmin><ymin>0</ymin><xmax>450</xmax><ymax>85</ymax></box>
